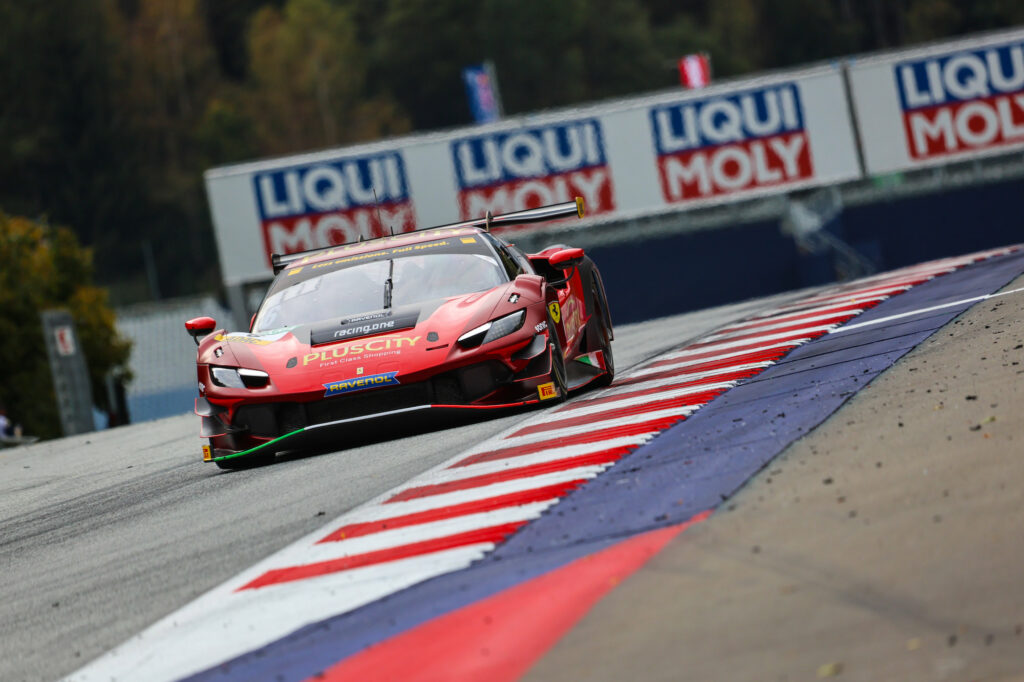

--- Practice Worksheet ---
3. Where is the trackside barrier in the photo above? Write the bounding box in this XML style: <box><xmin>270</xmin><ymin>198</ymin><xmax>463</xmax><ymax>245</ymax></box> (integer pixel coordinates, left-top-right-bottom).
<box><xmin>206</xmin><ymin>65</ymin><xmax>860</xmax><ymax>286</ymax></box>
<box><xmin>204</xmin><ymin>27</ymin><xmax>1024</xmax><ymax>291</ymax></box>
<box><xmin>848</xmin><ymin>29</ymin><xmax>1024</xmax><ymax>175</ymax></box>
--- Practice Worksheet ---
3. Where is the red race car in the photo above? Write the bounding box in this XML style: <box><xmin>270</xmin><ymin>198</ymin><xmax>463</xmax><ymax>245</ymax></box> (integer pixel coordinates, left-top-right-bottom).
<box><xmin>186</xmin><ymin>199</ymin><xmax>614</xmax><ymax>468</ymax></box>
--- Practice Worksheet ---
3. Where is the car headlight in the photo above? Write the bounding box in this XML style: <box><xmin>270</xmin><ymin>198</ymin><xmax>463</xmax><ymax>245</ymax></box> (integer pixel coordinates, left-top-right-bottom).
<box><xmin>210</xmin><ymin>367</ymin><xmax>270</xmax><ymax>389</ymax></box>
<box><xmin>457</xmin><ymin>310</ymin><xmax>526</xmax><ymax>348</ymax></box>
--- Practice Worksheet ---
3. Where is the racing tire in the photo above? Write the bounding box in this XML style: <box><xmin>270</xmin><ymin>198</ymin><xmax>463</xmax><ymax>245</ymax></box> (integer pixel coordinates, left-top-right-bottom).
<box><xmin>588</xmin><ymin>274</ymin><xmax>615</xmax><ymax>388</ymax></box>
<box><xmin>547</xmin><ymin>309</ymin><xmax>569</xmax><ymax>403</ymax></box>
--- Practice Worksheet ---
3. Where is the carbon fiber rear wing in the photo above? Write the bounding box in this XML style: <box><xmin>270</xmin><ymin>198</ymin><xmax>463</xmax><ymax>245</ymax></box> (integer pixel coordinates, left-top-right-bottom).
<box><xmin>271</xmin><ymin>197</ymin><xmax>585</xmax><ymax>275</ymax></box>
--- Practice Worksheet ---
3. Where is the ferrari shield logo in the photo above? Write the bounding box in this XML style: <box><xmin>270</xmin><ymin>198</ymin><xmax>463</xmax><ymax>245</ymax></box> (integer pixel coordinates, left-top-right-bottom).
<box><xmin>548</xmin><ymin>301</ymin><xmax>561</xmax><ymax>324</ymax></box>
<box><xmin>538</xmin><ymin>382</ymin><xmax>558</xmax><ymax>400</ymax></box>
<box><xmin>202</xmin><ymin>444</ymin><xmax>212</xmax><ymax>462</ymax></box>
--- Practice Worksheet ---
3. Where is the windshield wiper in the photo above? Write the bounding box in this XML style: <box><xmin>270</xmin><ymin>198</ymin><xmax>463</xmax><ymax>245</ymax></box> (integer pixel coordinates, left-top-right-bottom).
<box><xmin>383</xmin><ymin>258</ymin><xmax>394</xmax><ymax>309</ymax></box>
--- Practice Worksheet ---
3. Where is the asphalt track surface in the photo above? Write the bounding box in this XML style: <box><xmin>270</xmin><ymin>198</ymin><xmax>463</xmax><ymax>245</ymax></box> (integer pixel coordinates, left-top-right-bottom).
<box><xmin>4</xmin><ymin>247</ymin><xmax>1023</xmax><ymax>682</ymax></box>
<box><xmin>0</xmin><ymin>290</ymin><xmax>793</xmax><ymax>682</ymax></box>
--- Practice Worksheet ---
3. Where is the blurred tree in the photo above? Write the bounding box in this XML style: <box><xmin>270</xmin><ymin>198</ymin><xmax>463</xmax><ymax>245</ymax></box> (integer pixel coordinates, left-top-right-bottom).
<box><xmin>112</xmin><ymin>0</ymin><xmax>226</xmax><ymax>298</ymax></box>
<box><xmin>478</xmin><ymin>0</ymin><xmax>588</xmax><ymax>114</ymax></box>
<box><xmin>905</xmin><ymin>0</ymin><xmax>963</xmax><ymax>44</ymax></box>
<box><xmin>247</xmin><ymin>0</ymin><xmax>408</xmax><ymax>153</ymax></box>
<box><xmin>706</xmin><ymin>0</ymin><xmax>761</xmax><ymax>76</ymax></box>
<box><xmin>375</xmin><ymin>0</ymin><xmax>485</xmax><ymax>130</ymax></box>
<box><xmin>0</xmin><ymin>1</ymin><xmax>151</xmax><ymax>294</ymax></box>
<box><xmin>963</xmin><ymin>0</ymin><xmax>1024</xmax><ymax>29</ymax></box>
<box><xmin>758</xmin><ymin>0</ymin><xmax>861</xmax><ymax>69</ymax></box>
<box><xmin>577</xmin><ymin>0</ymin><xmax>662</xmax><ymax>99</ymax></box>
<box><xmin>195</xmin><ymin>96</ymin><xmax>258</xmax><ymax>166</ymax></box>
<box><xmin>0</xmin><ymin>212</ymin><xmax>132</xmax><ymax>439</ymax></box>
<box><xmin>202</xmin><ymin>0</ymin><xmax>282</xmax><ymax>81</ymax></box>
<box><xmin>481</xmin><ymin>0</ymin><xmax>662</xmax><ymax>108</ymax></box>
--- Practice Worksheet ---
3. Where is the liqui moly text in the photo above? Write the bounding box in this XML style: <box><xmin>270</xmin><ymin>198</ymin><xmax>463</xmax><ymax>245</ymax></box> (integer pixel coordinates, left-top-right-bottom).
<box><xmin>897</xmin><ymin>41</ymin><xmax>1024</xmax><ymax>160</ymax></box>
<box><xmin>254</xmin><ymin>153</ymin><xmax>415</xmax><ymax>264</ymax></box>
<box><xmin>450</xmin><ymin>120</ymin><xmax>615</xmax><ymax>227</ymax></box>
<box><xmin>650</xmin><ymin>83</ymin><xmax>812</xmax><ymax>202</ymax></box>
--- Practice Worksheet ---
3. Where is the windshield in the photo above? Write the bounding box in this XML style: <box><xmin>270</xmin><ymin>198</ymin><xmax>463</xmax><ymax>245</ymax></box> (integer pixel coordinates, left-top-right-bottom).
<box><xmin>253</xmin><ymin>251</ymin><xmax>505</xmax><ymax>332</ymax></box>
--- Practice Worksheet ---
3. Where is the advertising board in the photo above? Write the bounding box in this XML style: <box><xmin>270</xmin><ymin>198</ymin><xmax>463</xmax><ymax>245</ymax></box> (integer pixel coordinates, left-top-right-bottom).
<box><xmin>449</xmin><ymin>119</ymin><xmax>615</xmax><ymax>224</ymax></box>
<box><xmin>650</xmin><ymin>83</ymin><xmax>811</xmax><ymax>203</ymax></box>
<box><xmin>849</xmin><ymin>28</ymin><xmax>1024</xmax><ymax>175</ymax></box>
<box><xmin>253</xmin><ymin>151</ymin><xmax>414</xmax><ymax>263</ymax></box>
<box><xmin>205</xmin><ymin>65</ymin><xmax>860</xmax><ymax>285</ymax></box>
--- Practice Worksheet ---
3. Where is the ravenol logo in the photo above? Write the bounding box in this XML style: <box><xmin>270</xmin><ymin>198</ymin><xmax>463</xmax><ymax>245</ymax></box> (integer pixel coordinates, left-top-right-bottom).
<box><xmin>323</xmin><ymin>371</ymin><xmax>400</xmax><ymax>397</ymax></box>
<box><xmin>449</xmin><ymin>120</ymin><xmax>616</xmax><ymax>224</ymax></box>
<box><xmin>650</xmin><ymin>83</ymin><xmax>812</xmax><ymax>203</ymax></box>
<box><xmin>895</xmin><ymin>41</ymin><xmax>1024</xmax><ymax>160</ymax></box>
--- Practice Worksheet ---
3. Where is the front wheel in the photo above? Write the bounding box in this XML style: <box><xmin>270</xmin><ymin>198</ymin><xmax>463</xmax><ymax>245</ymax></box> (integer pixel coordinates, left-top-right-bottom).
<box><xmin>545</xmin><ymin>308</ymin><xmax>569</xmax><ymax>403</ymax></box>
<box><xmin>588</xmin><ymin>275</ymin><xmax>615</xmax><ymax>388</ymax></box>
<box><xmin>548</xmin><ymin>340</ymin><xmax>569</xmax><ymax>402</ymax></box>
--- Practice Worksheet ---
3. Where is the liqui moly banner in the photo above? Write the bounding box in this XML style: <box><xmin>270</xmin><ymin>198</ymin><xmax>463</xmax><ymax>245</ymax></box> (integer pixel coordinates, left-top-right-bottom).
<box><xmin>253</xmin><ymin>152</ymin><xmax>415</xmax><ymax>265</ymax></box>
<box><xmin>205</xmin><ymin>65</ymin><xmax>859</xmax><ymax>285</ymax></box>
<box><xmin>650</xmin><ymin>83</ymin><xmax>813</xmax><ymax>204</ymax></box>
<box><xmin>849</xmin><ymin>29</ymin><xmax>1024</xmax><ymax>174</ymax></box>
<box><xmin>449</xmin><ymin>120</ymin><xmax>615</xmax><ymax>227</ymax></box>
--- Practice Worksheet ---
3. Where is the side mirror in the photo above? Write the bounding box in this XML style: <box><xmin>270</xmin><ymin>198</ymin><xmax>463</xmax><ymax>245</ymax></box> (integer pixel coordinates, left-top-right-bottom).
<box><xmin>548</xmin><ymin>248</ymin><xmax>584</xmax><ymax>270</ymax></box>
<box><xmin>186</xmin><ymin>317</ymin><xmax>217</xmax><ymax>346</ymax></box>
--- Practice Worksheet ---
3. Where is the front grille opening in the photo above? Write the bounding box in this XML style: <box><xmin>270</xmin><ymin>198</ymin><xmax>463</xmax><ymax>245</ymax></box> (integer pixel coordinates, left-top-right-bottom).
<box><xmin>231</xmin><ymin>360</ymin><xmax>516</xmax><ymax>436</ymax></box>
<box><xmin>458</xmin><ymin>361</ymin><xmax>512</xmax><ymax>401</ymax></box>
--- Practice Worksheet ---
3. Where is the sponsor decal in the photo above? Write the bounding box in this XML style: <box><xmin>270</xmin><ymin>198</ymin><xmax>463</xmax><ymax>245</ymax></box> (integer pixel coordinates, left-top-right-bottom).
<box><xmin>54</xmin><ymin>326</ymin><xmax>77</xmax><ymax>356</ymax></box>
<box><xmin>253</xmin><ymin>152</ymin><xmax>416</xmax><ymax>266</ymax></box>
<box><xmin>335</xmin><ymin>321</ymin><xmax>396</xmax><ymax>339</ymax></box>
<box><xmin>508</xmin><ymin>293</ymin><xmax>520</xmax><ymax>303</ymax></box>
<box><xmin>324</xmin><ymin>371</ymin><xmax>400</xmax><ymax>397</ymax></box>
<box><xmin>288</xmin><ymin>267</ymin><xmax>303</xmax><ymax>276</ymax></box>
<box><xmin>198</xmin><ymin>381</ymin><xmax>206</xmax><ymax>395</ymax></box>
<box><xmin>650</xmin><ymin>83</ymin><xmax>812</xmax><ymax>203</ymax></box>
<box><xmin>548</xmin><ymin>301</ymin><xmax>561</xmax><ymax>324</ymax></box>
<box><xmin>427</xmin><ymin>331</ymin><xmax>439</xmax><ymax>342</ymax></box>
<box><xmin>450</xmin><ymin>120</ymin><xmax>616</xmax><ymax>224</ymax></box>
<box><xmin>214</xmin><ymin>329</ymin><xmax>293</xmax><ymax>346</ymax></box>
<box><xmin>202</xmin><ymin>444</ymin><xmax>212</xmax><ymax>462</ymax></box>
<box><xmin>537</xmin><ymin>382</ymin><xmax>558</xmax><ymax>400</ymax></box>
<box><xmin>310</xmin><ymin>310</ymin><xmax>419</xmax><ymax>346</ymax></box>
<box><xmin>303</xmin><ymin>335</ymin><xmax>421</xmax><ymax>366</ymax></box>
<box><xmin>895</xmin><ymin>41</ymin><xmax>1024</xmax><ymax>160</ymax></box>
<box><xmin>342</xmin><ymin>310</ymin><xmax>391</xmax><ymax>323</ymax></box>
<box><xmin>460</xmin><ymin>237</ymin><xmax>477</xmax><ymax>244</ymax></box>
<box><xmin>214</xmin><ymin>334</ymin><xmax>272</xmax><ymax>346</ymax></box>
<box><xmin>287</xmin><ymin>229</ymin><xmax>478</xmax><ymax>269</ymax></box>
<box><xmin>303</xmin><ymin>239</ymin><xmax>452</xmax><ymax>274</ymax></box>
<box><xmin>534</xmin><ymin>320</ymin><xmax>548</xmax><ymax>333</ymax></box>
